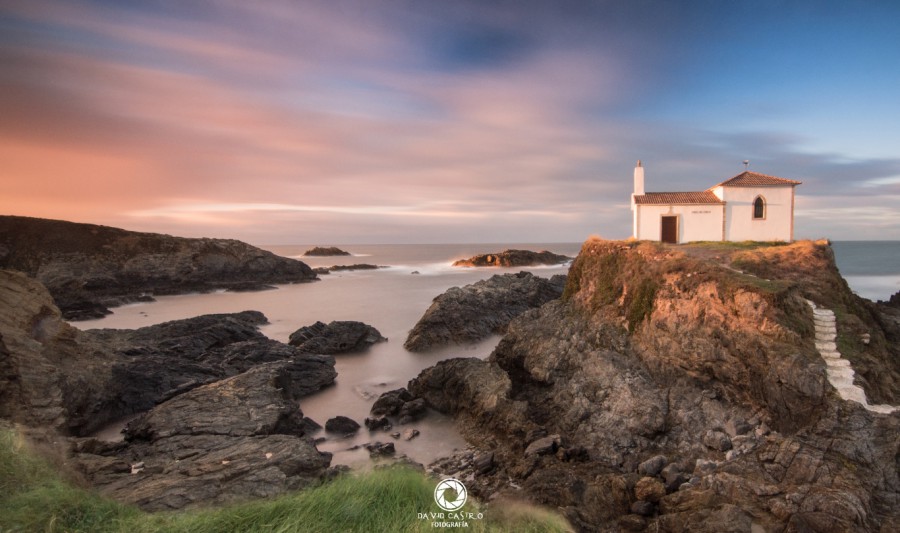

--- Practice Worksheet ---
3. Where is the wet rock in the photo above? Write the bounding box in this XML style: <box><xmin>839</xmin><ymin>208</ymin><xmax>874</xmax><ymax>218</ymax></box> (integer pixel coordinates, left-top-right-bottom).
<box><xmin>324</xmin><ymin>416</ymin><xmax>360</xmax><ymax>435</ymax></box>
<box><xmin>397</xmin><ymin>398</ymin><xmax>427</xmax><ymax>424</ymax></box>
<box><xmin>407</xmin><ymin>357</ymin><xmax>512</xmax><ymax>418</ymax></box>
<box><xmin>288</xmin><ymin>320</ymin><xmax>386</xmax><ymax>354</ymax></box>
<box><xmin>296</xmin><ymin>417</ymin><xmax>322</xmax><ymax>436</ymax></box>
<box><xmin>364</xmin><ymin>441</ymin><xmax>395</xmax><ymax>457</ymax></box>
<box><xmin>404</xmin><ymin>272</ymin><xmax>566</xmax><ymax>351</ymax></box>
<box><xmin>123</xmin><ymin>359</ymin><xmax>331</xmax><ymax>441</ymax></box>
<box><xmin>402</xmin><ymin>428</ymin><xmax>420</xmax><ymax>441</ymax></box>
<box><xmin>74</xmin><ymin>359</ymin><xmax>333</xmax><ymax>510</ymax></box>
<box><xmin>2</xmin><ymin>270</ymin><xmax>336</xmax><ymax>436</ymax></box>
<box><xmin>370</xmin><ymin>388</ymin><xmax>413</xmax><ymax>417</ymax></box>
<box><xmin>314</xmin><ymin>264</ymin><xmax>384</xmax><ymax>274</ymax></box>
<box><xmin>364</xmin><ymin>416</ymin><xmax>392</xmax><ymax>431</ymax></box>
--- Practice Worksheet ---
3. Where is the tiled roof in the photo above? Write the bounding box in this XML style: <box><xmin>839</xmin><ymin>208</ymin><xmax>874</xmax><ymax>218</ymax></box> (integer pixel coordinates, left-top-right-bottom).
<box><xmin>713</xmin><ymin>171</ymin><xmax>802</xmax><ymax>188</ymax></box>
<box><xmin>633</xmin><ymin>191</ymin><xmax>724</xmax><ymax>205</ymax></box>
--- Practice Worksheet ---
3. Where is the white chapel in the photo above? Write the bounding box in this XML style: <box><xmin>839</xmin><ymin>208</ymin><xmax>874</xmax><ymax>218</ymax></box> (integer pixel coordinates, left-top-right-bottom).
<box><xmin>630</xmin><ymin>161</ymin><xmax>801</xmax><ymax>243</ymax></box>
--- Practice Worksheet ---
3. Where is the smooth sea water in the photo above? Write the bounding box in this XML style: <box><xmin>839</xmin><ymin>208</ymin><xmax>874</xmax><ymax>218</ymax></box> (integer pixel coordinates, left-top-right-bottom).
<box><xmin>76</xmin><ymin>243</ymin><xmax>581</xmax><ymax>468</ymax></box>
<box><xmin>75</xmin><ymin>240</ymin><xmax>900</xmax><ymax>467</ymax></box>
<box><xmin>832</xmin><ymin>241</ymin><xmax>900</xmax><ymax>301</ymax></box>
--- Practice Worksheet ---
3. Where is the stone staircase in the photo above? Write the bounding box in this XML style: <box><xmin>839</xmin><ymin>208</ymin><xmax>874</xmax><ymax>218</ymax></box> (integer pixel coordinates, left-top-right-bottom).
<box><xmin>807</xmin><ymin>299</ymin><xmax>897</xmax><ymax>414</ymax></box>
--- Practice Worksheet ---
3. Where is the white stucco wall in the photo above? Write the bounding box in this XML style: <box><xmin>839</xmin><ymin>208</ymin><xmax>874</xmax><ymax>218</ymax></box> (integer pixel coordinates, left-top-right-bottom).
<box><xmin>712</xmin><ymin>186</ymin><xmax>795</xmax><ymax>241</ymax></box>
<box><xmin>635</xmin><ymin>204</ymin><xmax>724</xmax><ymax>243</ymax></box>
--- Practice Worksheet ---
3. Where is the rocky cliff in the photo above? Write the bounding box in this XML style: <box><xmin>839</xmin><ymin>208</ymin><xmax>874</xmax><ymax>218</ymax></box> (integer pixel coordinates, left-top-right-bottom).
<box><xmin>0</xmin><ymin>216</ymin><xmax>317</xmax><ymax>320</ymax></box>
<box><xmin>408</xmin><ymin>240</ymin><xmax>900</xmax><ymax>532</ymax></box>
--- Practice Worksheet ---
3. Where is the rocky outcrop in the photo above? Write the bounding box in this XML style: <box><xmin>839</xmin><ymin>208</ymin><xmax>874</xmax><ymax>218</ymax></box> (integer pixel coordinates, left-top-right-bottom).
<box><xmin>303</xmin><ymin>246</ymin><xmax>350</xmax><ymax>256</ymax></box>
<box><xmin>369</xmin><ymin>388</ymin><xmax>428</xmax><ymax>425</ymax></box>
<box><xmin>452</xmin><ymin>249</ymin><xmax>571</xmax><ymax>267</ymax></box>
<box><xmin>288</xmin><ymin>320</ymin><xmax>386</xmax><ymax>354</ymax></box>
<box><xmin>0</xmin><ymin>269</ymin><xmax>117</xmax><ymax>433</ymax></box>
<box><xmin>404</xmin><ymin>272</ymin><xmax>566</xmax><ymax>351</ymax></box>
<box><xmin>0</xmin><ymin>216</ymin><xmax>317</xmax><ymax>320</ymax></box>
<box><xmin>409</xmin><ymin>240</ymin><xmax>900</xmax><ymax>531</ymax></box>
<box><xmin>0</xmin><ymin>270</ymin><xmax>336</xmax><ymax>437</ymax></box>
<box><xmin>1</xmin><ymin>269</ymin><xmax>338</xmax><ymax>510</ymax></box>
<box><xmin>74</xmin><ymin>359</ymin><xmax>332</xmax><ymax>510</ymax></box>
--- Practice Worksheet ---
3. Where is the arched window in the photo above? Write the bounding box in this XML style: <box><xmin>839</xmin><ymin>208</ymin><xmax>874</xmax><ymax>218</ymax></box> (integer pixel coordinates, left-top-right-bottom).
<box><xmin>753</xmin><ymin>196</ymin><xmax>766</xmax><ymax>219</ymax></box>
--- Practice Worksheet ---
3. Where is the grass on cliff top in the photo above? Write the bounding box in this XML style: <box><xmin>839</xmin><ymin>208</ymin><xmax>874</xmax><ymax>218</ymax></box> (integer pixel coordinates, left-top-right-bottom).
<box><xmin>0</xmin><ymin>427</ymin><xmax>571</xmax><ymax>533</ymax></box>
<box><xmin>681</xmin><ymin>240</ymin><xmax>791</xmax><ymax>251</ymax></box>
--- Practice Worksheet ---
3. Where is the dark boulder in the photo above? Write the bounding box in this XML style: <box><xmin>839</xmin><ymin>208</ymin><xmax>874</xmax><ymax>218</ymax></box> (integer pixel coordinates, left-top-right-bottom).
<box><xmin>364</xmin><ymin>416</ymin><xmax>392</xmax><ymax>431</ymax></box>
<box><xmin>370</xmin><ymin>388</ymin><xmax>414</xmax><ymax>417</ymax></box>
<box><xmin>364</xmin><ymin>441</ymin><xmax>395</xmax><ymax>457</ymax></box>
<box><xmin>288</xmin><ymin>320</ymin><xmax>386</xmax><ymax>354</ymax></box>
<box><xmin>404</xmin><ymin>272</ymin><xmax>566</xmax><ymax>351</ymax></box>
<box><xmin>325</xmin><ymin>416</ymin><xmax>360</xmax><ymax>435</ymax></box>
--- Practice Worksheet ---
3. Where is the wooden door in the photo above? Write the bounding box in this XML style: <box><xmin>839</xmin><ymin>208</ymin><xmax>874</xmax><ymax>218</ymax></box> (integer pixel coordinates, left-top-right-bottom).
<box><xmin>661</xmin><ymin>216</ymin><xmax>678</xmax><ymax>244</ymax></box>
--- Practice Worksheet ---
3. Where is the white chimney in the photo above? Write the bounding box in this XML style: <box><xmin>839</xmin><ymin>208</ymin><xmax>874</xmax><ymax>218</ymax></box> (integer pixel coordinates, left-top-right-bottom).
<box><xmin>634</xmin><ymin>160</ymin><xmax>645</xmax><ymax>195</ymax></box>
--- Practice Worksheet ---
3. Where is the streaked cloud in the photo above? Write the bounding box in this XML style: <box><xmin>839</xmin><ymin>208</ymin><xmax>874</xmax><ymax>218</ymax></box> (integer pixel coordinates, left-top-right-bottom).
<box><xmin>1</xmin><ymin>0</ymin><xmax>899</xmax><ymax>242</ymax></box>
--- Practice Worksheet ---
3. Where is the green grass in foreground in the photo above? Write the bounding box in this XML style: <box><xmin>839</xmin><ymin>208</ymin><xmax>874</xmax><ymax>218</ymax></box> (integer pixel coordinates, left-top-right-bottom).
<box><xmin>0</xmin><ymin>428</ymin><xmax>571</xmax><ymax>532</ymax></box>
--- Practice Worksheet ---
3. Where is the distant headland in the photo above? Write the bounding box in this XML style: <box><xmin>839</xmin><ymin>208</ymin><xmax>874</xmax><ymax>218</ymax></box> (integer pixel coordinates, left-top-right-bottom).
<box><xmin>0</xmin><ymin>215</ymin><xmax>317</xmax><ymax>320</ymax></box>
<box><xmin>452</xmin><ymin>249</ymin><xmax>571</xmax><ymax>267</ymax></box>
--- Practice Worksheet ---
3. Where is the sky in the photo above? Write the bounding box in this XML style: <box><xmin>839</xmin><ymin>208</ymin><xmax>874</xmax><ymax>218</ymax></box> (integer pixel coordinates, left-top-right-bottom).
<box><xmin>1</xmin><ymin>0</ymin><xmax>899</xmax><ymax>244</ymax></box>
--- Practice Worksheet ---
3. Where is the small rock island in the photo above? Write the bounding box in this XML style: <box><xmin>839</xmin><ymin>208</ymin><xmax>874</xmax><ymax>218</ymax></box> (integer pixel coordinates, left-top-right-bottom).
<box><xmin>303</xmin><ymin>246</ymin><xmax>351</xmax><ymax>256</ymax></box>
<box><xmin>452</xmin><ymin>249</ymin><xmax>571</xmax><ymax>267</ymax></box>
